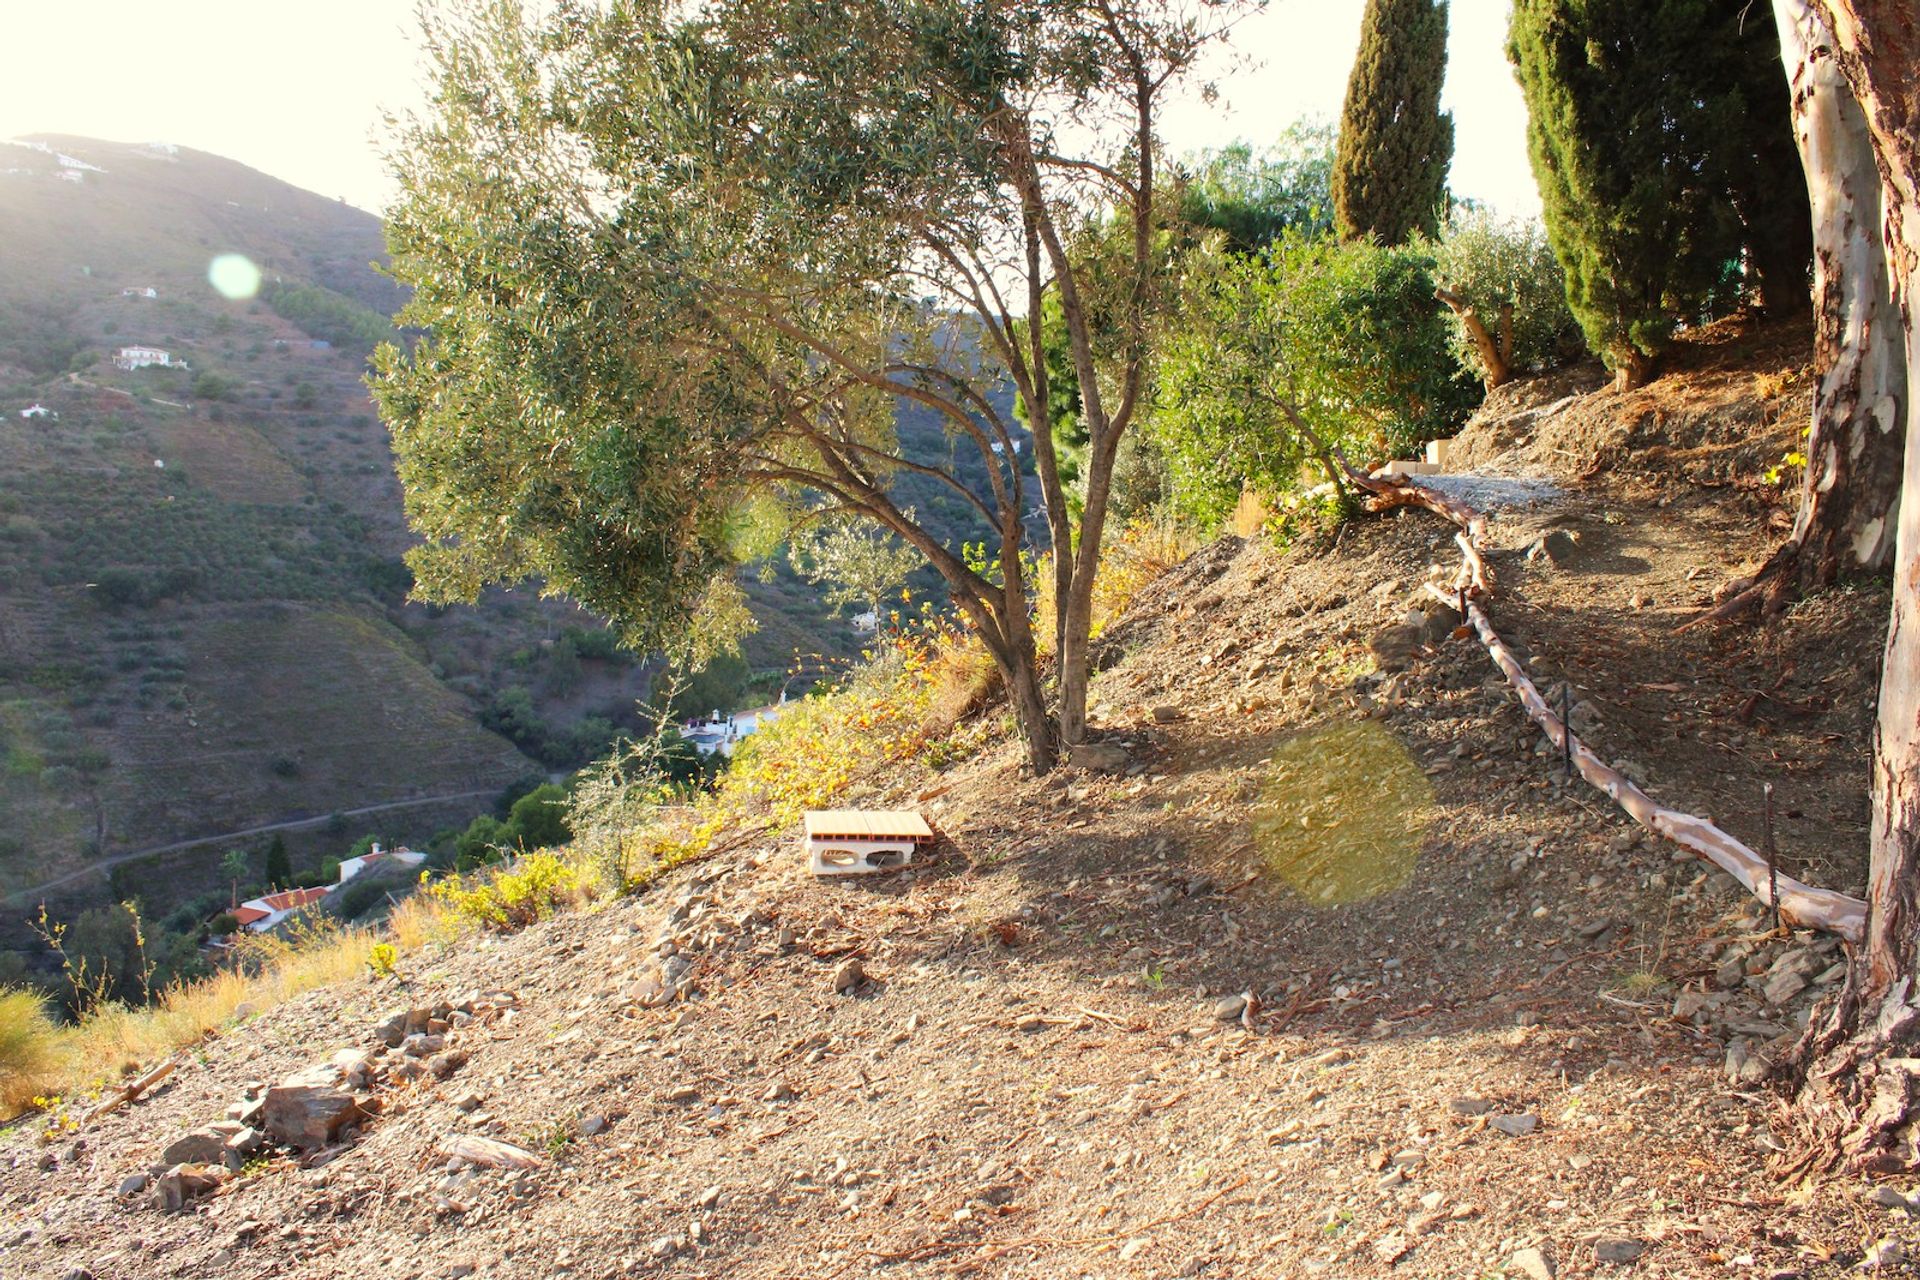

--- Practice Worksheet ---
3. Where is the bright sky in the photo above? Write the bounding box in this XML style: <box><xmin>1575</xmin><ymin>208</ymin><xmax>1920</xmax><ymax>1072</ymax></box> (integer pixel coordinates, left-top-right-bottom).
<box><xmin>0</xmin><ymin>0</ymin><xmax>1539</xmax><ymax>220</ymax></box>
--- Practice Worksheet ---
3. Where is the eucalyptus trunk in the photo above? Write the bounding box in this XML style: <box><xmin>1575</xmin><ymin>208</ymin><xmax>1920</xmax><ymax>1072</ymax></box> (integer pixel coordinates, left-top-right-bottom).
<box><xmin>1774</xmin><ymin>0</ymin><xmax>1904</xmax><ymax>592</ymax></box>
<box><xmin>1787</xmin><ymin>0</ymin><xmax>1920</xmax><ymax>1175</ymax></box>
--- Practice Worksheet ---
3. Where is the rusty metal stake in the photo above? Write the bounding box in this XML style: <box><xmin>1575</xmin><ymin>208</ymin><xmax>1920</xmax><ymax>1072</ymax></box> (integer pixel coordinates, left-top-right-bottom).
<box><xmin>1560</xmin><ymin>682</ymin><xmax>1573</xmax><ymax>779</ymax></box>
<box><xmin>1763</xmin><ymin>782</ymin><xmax>1780</xmax><ymax>934</ymax></box>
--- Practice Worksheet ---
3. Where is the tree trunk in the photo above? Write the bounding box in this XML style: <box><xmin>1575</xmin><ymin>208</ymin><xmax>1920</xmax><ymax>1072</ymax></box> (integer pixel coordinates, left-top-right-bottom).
<box><xmin>1788</xmin><ymin>0</ymin><xmax>1920</xmax><ymax>1175</ymax></box>
<box><xmin>1434</xmin><ymin>286</ymin><xmax>1512</xmax><ymax>389</ymax></box>
<box><xmin>1775</xmin><ymin>0</ymin><xmax>1904</xmax><ymax>590</ymax></box>
<box><xmin>1611</xmin><ymin>348</ymin><xmax>1654</xmax><ymax>392</ymax></box>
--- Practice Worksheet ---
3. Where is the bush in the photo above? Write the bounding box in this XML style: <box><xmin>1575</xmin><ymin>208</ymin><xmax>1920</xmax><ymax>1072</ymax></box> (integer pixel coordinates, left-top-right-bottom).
<box><xmin>1430</xmin><ymin>210</ymin><xmax>1584</xmax><ymax>384</ymax></box>
<box><xmin>426</xmin><ymin>851</ymin><xmax>585</xmax><ymax>931</ymax></box>
<box><xmin>1151</xmin><ymin>233</ymin><xmax>1478</xmax><ymax>531</ymax></box>
<box><xmin>506</xmin><ymin>784</ymin><xmax>572</xmax><ymax>852</ymax></box>
<box><xmin>0</xmin><ymin>987</ymin><xmax>68</xmax><ymax>1115</ymax></box>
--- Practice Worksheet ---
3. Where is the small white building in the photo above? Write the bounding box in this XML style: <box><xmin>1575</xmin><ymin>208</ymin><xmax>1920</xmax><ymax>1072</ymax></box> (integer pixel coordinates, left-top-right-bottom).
<box><xmin>337</xmin><ymin>843</ymin><xmax>427</xmax><ymax>884</ymax></box>
<box><xmin>121</xmin><ymin>286</ymin><xmax>157</xmax><ymax>299</ymax></box>
<box><xmin>231</xmin><ymin>886</ymin><xmax>330</xmax><ymax>933</ymax></box>
<box><xmin>851</xmin><ymin>610</ymin><xmax>879</xmax><ymax>635</ymax></box>
<box><xmin>19</xmin><ymin>403</ymin><xmax>54</xmax><ymax>420</ymax></box>
<box><xmin>114</xmin><ymin>345</ymin><xmax>173</xmax><ymax>370</ymax></box>
<box><xmin>683</xmin><ymin>702</ymin><xmax>784</xmax><ymax>758</ymax></box>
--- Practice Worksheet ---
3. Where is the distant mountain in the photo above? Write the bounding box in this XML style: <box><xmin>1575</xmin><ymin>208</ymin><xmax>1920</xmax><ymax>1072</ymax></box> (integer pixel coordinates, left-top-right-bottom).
<box><xmin>0</xmin><ymin>137</ymin><xmax>661</xmax><ymax>929</ymax></box>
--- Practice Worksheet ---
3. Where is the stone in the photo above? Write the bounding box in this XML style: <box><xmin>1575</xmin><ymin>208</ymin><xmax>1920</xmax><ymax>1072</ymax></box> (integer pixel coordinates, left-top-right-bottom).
<box><xmin>1447</xmin><ymin>1096</ymin><xmax>1492</xmax><ymax>1117</ymax></box>
<box><xmin>762</xmin><ymin>1080</ymin><xmax>796</xmax><ymax>1102</ymax></box>
<box><xmin>1526</xmin><ymin>529</ymin><xmax>1579</xmax><ymax>567</ymax></box>
<box><xmin>579</xmin><ymin>1114</ymin><xmax>609</xmax><ymax>1138</ymax></box>
<box><xmin>1713</xmin><ymin>956</ymin><xmax>1748</xmax><ymax>990</ymax></box>
<box><xmin>454</xmin><ymin>1091</ymin><xmax>484</xmax><ymax>1112</ymax></box>
<box><xmin>1593</xmin><ymin>1237</ymin><xmax>1644</xmax><ymax>1265</ymax></box>
<box><xmin>116</xmin><ymin>1172</ymin><xmax>150</xmax><ymax>1197</ymax></box>
<box><xmin>832</xmin><ymin>958</ymin><xmax>866</xmax><ymax>994</ymax></box>
<box><xmin>161</xmin><ymin>1127</ymin><xmax>231</xmax><ymax>1167</ymax></box>
<box><xmin>663</xmin><ymin>1085</ymin><xmax>701</xmax><ymax>1105</ymax></box>
<box><xmin>153</xmin><ymin>1163</ymin><xmax>226</xmax><ymax>1212</ymax></box>
<box><xmin>1214</xmin><ymin>993</ymin><xmax>1248</xmax><ymax>1022</ymax></box>
<box><xmin>1726</xmin><ymin>1039</ymin><xmax>1771</xmax><ymax>1084</ymax></box>
<box><xmin>1069</xmin><ymin>742</ymin><xmax>1130</xmax><ymax>774</ymax></box>
<box><xmin>695</xmin><ymin>1185</ymin><xmax>722</xmax><ymax>1209</ymax></box>
<box><xmin>428</xmin><ymin>1050</ymin><xmax>470</xmax><ymax>1080</ymax></box>
<box><xmin>262</xmin><ymin>1067</ymin><xmax>363</xmax><ymax>1150</ymax></box>
<box><xmin>1150</xmin><ymin>706</ymin><xmax>1181</xmax><ymax>723</ymax></box>
<box><xmin>1490</xmin><ymin>1114</ymin><xmax>1539</xmax><ymax>1137</ymax></box>
<box><xmin>1509</xmin><ymin>1246</ymin><xmax>1556</xmax><ymax>1280</ymax></box>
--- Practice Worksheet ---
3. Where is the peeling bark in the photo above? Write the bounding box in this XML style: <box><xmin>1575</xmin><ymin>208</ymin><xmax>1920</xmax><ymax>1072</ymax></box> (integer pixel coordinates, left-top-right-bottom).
<box><xmin>1788</xmin><ymin>0</ymin><xmax>1920</xmax><ymax>1175</ymax></box>
<box><xmin>1773</xmin><ymin>0</ymin><xmax>1903</xmax><ymax>595</ymax></box>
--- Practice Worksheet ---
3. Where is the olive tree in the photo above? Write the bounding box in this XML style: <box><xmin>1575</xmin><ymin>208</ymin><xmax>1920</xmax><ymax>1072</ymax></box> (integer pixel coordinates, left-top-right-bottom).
<box><xmin>374</xmin><ymin>0</ymin><xmax>1257</xmax><ymax>772</ymax></box>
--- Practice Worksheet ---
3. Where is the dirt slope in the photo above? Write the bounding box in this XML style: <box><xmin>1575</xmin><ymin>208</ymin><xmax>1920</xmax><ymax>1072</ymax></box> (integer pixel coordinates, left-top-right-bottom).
<box><xmin>3</xmin><ymin>319</ymin><xmax>1911</xmax><ymax>1279</ymax></box>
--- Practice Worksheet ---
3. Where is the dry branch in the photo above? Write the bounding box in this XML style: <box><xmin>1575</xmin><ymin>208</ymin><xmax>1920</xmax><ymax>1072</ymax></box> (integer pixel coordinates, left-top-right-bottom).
<box><xmin>82</xmin><ymin>1056</ymin><xmax>176</xmax><ymax>1126</ymax></box>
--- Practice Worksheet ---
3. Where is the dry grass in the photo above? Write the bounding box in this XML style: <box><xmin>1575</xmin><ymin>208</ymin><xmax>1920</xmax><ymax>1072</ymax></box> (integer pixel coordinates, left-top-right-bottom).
<box><xmin>0</xmin><ymin>988</ymin><xmax>70</xmax><ymax>1116</ymax></box>
<box><xmin>1</xmin><ymin>902</ymin><xmax>471</xmax><ymax>1119</ymax></box>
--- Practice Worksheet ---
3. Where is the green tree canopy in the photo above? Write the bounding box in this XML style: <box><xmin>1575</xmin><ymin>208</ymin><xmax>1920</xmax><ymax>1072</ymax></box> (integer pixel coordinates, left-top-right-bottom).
<box><xmin>1507</xmin><ymin>0</ymin><xmax>1776</xmax><ymax>387</ymax></box>
<box><xmin>374</xmin><ymin>0</ymin><xmax>1256</xmax><ymax>768</ymax></box>
<box><xmin>1151</xmin><ymin>233</ymin><xmax>1475</xmax><ymax>529</ymax></box>
<box><xmin>1332</xmin><ymin>0</ymin><xmax>1454</xmax><ymax>244</ymax></box>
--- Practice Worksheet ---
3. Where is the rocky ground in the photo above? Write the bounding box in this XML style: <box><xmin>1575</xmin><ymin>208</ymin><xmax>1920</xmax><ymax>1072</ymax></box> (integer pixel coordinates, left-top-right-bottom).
<box><xmin>4</xmin><ymin>318</ymin><xmax>1913</xmax><ymax>1278</ymax></box>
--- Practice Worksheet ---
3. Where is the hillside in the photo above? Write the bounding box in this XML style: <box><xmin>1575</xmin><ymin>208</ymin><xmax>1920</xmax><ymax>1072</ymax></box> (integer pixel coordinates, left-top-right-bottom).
<box><xmin>4</xmin><ymin>317</ymin><xmax>1910</xmax><ymax>1278</ymax></box>
<box><xmin>0</xmin><ymin>137</ymin><xmax>655</xmax><ymax>926</ymax></box>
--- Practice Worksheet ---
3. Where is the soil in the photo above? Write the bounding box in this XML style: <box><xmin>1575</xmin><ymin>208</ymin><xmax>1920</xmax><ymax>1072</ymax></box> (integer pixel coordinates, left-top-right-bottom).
<box><xmin>3</xmin><ymin>316</ymin><xmax>1912</xmax><ymax>1279</ymax></box>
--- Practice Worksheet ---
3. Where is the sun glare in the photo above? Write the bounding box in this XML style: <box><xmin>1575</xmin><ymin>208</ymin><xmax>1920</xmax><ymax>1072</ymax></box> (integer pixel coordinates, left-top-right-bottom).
<box><xmin>208</xmin><ymin>253</ymin><xmax>263</xmax><ymax>300</ymax></box>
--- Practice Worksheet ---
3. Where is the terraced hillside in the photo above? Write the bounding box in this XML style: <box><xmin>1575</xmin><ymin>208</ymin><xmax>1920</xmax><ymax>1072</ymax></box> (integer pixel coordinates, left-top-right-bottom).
<box><xmin>0</xmin><ymin>137</ymin><xmax>640</xmax><ymax>925</ymax></box>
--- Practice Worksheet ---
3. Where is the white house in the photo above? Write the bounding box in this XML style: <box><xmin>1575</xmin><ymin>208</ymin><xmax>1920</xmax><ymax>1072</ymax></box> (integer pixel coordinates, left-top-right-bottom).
<box><xmin>121</xmin><ymin>286</ymin><xmax>157</xmax><ymax>299</ymax></box>
<box><xmin>337</xmin><ymin>843</ymin><xmax>426</xmax><ymax>884</ymax></box>
<box><xmin>683</xmin><ymin>702</ymin><xmax>784</xmax><ymax>758</ymax></box>
<box><xmin>231</xmin><ymin>886</ymin><xmax>330</xmax><ymax>933</ymax></box>
<box><xmin>851</xmin><ymin>610</ymin><xmax>879</xmax><ymax>635</ymax></box>
<box><xmin>114</xmin><ymin>345</ymin><xmax>173</xmax><ymax>370</ymax></box>
<box><xmin>19</xmin><ymin>404</ymin><xmax>54</xmax><ymax>420</ymax></box>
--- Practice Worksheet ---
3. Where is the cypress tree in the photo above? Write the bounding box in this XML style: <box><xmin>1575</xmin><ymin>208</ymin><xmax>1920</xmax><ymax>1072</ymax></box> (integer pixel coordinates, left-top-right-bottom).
<box><xmin>1331</xmin><ymin>0</ymin><xmax>1454</xmax><ymax>245</ymax></box>
<box><xmin>264</xmin><ymin>834</ymin><xmax>292</xmax><ymax>889</ymax></box>
<box><xmin>1507</xmin><ymin>1</ymin><xmax>1751</xmax><ymax>389</ymax></box>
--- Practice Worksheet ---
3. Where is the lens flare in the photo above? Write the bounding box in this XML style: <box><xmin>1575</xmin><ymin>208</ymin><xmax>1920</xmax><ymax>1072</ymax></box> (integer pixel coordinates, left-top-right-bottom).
<box><xmin>208</xmin><ymin>253</ymin><xmax>262</xmax><ymax>300</ymax></box>
<box><xmin>1253</xmin><ymin>720</ymin><xmax>1434</xmax><ymax>906</ymax></box>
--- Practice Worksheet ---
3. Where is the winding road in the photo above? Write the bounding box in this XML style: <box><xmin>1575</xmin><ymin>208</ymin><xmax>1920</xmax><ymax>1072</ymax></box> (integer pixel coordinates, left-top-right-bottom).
<box><xmin>4</xmin><ymin>790</ymin><xmax>495</xmax><ymax>905</ymax></box>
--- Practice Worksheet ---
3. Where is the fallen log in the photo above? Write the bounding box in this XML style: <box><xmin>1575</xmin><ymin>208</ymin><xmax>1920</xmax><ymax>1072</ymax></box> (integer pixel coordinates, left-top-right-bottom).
<box><xmin>438</xmin><ymin>1133</ymin><xmax>543</xmax><ymax>1169</ymax></box>
<box><xmin>1422</xmin><ymin>580</ymin><xmax>1867</xmax><ymax>942</ymax></box>
<box><xmin>1353</xmin><ymin>469</ymin><xmax>1868</xmax><ymax>944</ymax></box>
